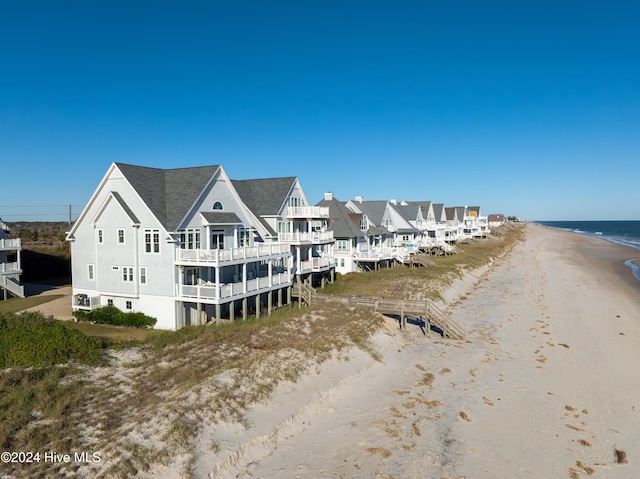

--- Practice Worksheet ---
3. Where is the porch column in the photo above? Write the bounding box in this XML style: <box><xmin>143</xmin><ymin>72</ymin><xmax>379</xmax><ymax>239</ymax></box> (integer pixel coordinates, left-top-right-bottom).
<box><xmin>278</xmin><ymin>288</ymin><xmax>282</xmax><ymax>308</ymax></box>
<box><xmin>197</xmin><ymin>302</ymin><xmax>203</xmax><ymax>325</ymax></box>
<box><xmin>229</xmin><ymin>301</ymin><xmax>235</xmax><ymax>322</ymax></box>
<box><xmin>268</xmin><ymin>259</ymin><xmax>273</xmax><ymax>287</ymax></box>
<box><xmin>216</xmin><ymin>304</ymin><xmax>221</xmax><ymax>325</ymax></box>
<box><xmin>256</xmin><ymin>294</ymin><xmax>261</xmax><ymax>318</ymax></box>
<box><xmin>242</xmin><ymin>297</ymin><xmax>248</xmax><ymax>320</ymax></box>
<box><xmin>215</xmin><ymin>267</ymin><xmax>221</xmax><ymax>300</ymax></box>
<box><xmin>268</xmin><ymin>291</ymin><xmax>272</xmax><ymax>315</ymax></box>
<box><xmin>243</xmin><ymin>263</ymin><xmax>247</xmax><ymax>293</ymax></box>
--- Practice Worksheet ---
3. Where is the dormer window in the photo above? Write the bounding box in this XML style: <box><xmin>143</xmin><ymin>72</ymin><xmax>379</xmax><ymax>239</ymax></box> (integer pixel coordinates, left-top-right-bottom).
<box><xmin>360</xmin><ymin>214</ymin><xmax>368</xmax><ymax>232</ymax></box>
<box><xmin>213</xmin><ymin>201</ymin><xmax>223</xmax><ymax>210</ymax></box>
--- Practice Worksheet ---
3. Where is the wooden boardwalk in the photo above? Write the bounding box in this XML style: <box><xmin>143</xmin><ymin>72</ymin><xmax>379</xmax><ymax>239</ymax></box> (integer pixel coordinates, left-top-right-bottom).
<box><xmin>293</xmin><ymin>282</ymin><xmax>466</xmax><ymax>340</ymax></box>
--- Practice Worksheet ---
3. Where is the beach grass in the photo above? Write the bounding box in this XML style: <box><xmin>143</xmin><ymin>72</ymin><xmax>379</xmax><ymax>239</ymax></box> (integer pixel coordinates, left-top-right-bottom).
<box><xmin>0</xmin><ymin>223</ymin><xmax>523</xmax><ymax>477</ymax></box>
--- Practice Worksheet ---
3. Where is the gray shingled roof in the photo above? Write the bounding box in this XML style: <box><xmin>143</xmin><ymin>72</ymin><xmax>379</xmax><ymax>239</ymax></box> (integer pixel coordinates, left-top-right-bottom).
<box><xmin>200</xmin><ymin>212</ymin><xmax>242</xmax><ymax>225</ymax></box>
<box><xmin>116</xmin><ymin>163</ymin><xmax>221</xmax><ymax>231</ymax></box>
<box><xmin>407</xmin><ymin>201</ymin><xmax>432</xmax><ymax>219</ymax></box>
<box><xmin>350</xmin><ymin>200</ymin><xmax>388</xmax><ymax>226</ymax></box>
<box><xmin>432</xmin><ymin>203</ymin><xmax>445</xmax><ymax>221</ymax></box>
<box><xmin>392</xmin><ymin>203</ymin><xmax>421</xmax><ymax>222</ymax></box>
<box><xmin>232</xmin><ymin>177</ymin><xmax>296</xmax><ymax>236</ymax></box>
<box><xmin>316</xmin><ymin>196</ymin><xmax>363</xmax><ymax>238</ymax></box>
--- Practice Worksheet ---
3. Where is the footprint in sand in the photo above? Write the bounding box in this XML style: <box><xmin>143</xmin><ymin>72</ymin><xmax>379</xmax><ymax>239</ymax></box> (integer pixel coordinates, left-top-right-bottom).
<box><xmin>459</xmin><ymin>411</ymin><xmax>472</xmax><ymax>422</ymax></box>
<box><xmin>482</xmin><ymin>396</ymin><xmax>495</xmax><ymax>407</ymax></box>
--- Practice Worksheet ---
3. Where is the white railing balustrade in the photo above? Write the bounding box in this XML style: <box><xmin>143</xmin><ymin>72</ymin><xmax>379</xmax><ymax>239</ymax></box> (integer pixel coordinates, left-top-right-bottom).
<box><xmin>179</xmin><ymin>272</ymin><xmax>292</xmax><ymax>301</ymax></box>
<box><xmin>299</xmin><ymin>257</ymin><xmax>333</xmax><ymax>272</ymax></box>
<box><xmin>0</xmin><ymin>238</ymin><xmax>21</xmax><ymax>250</ymax></box>
<box><xmin>177</xmin><ymin>243</ymin><xmax>291</xmax><ymax>264</ymax></box>
<box><xmin>278</xmin><ymin>230</ymin><xmax>334</xmax><ymax>244</ymax></box>
<box><xmin>286</xmin><ymin>206</ymin><xmax>330</xmax><ymax>218</ymax></box>
<box><xmin>0</xmin><ymin>262</ymin><xmax>20</xmax><ymax>273</ymax></box>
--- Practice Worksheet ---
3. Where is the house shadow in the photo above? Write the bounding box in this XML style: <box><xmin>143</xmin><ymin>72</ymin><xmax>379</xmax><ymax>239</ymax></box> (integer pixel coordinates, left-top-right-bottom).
<box><xmin>384</xmin><ymin>313</ymin><xmax>444</xmax><ymax>337</ymax></box>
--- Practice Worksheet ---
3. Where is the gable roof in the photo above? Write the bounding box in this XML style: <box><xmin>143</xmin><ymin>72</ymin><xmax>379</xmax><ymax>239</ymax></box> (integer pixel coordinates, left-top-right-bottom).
<box><xmin>232</xmin><ymin>177</ymin><xmax>297</xmax><ymax>236</ymax></box>
<box><xmin>349</xmin><ymin>200</ymin><xmax>388</xmax><ymax>226</ymax></box>
<box><xmin>391</xmin><ymin>203</ymin><xmax>421</xmax><ymax>222</ymax></box>
<box><xmin>432</xmin><ymin>203</ymin><xmax>445</xmax><ymax>222</ymax></box>
<box><xmin>316</xmin><ymin>196</ymin><xmax>364</xmax><ymax>238</ymax></box>
<box><xmin>116</xmin><ymin>163</ymin><xmax>221</xmax><ymax>231</ymax></box>
<box><xmin>407</xmin><ymin>201</ymin><xmax>433</xmax><ymax>218</ymax></box>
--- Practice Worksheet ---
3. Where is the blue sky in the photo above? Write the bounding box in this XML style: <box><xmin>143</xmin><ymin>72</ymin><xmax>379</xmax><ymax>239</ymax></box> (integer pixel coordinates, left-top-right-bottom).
<box><xmin>1</xmin><ymin>1</ymin><xmax>638</xmax><ymax>222</ymax></box>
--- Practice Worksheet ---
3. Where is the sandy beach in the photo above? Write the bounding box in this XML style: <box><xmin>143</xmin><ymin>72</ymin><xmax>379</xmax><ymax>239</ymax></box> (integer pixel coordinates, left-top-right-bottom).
<box><xmin>198</xmin><ymin>223</ymin><xmax>640</xmax><ymax>479</ymax></box>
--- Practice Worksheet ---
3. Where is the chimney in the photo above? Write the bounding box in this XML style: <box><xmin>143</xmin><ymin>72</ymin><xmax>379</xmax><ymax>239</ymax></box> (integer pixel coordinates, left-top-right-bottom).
<box><xmin>324</xmin><ymin>192</ymin><xmax>334</xmax><ymax>201</ymax></box>
<box><xmin>355</xmin><ymin>195</ymin><xmax>363</xmax><ymax>203</ymax></box>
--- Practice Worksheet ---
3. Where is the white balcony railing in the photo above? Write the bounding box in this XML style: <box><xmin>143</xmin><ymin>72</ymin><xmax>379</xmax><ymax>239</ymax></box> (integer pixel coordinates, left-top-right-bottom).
<box><xmin>286</xmin><ymin>206</ymin><xmax>330</xmax><ymax>219</ymax></box>
<box><xmin>0</xmin><ymin>238</ymin><xmax>21</xmax><ymax>250</ymax></box>
<box><xmin>0</xmin><ymin>262</ymin><xmax>21</xmax><ymax>273</ymax></box>
<box><xmin>353</xmin><ymin>249</ymin><xmax>397</xmax><ymax>261</ymax></box>
<box><xmin>179</xmin><ymin>271</ymin><xmax>292</xmax><ymax>301</ymax></box>
<box><xmin>278</xmin><ymin>230</ymin><xmax>334</xmax><ymax>244</ymax></box>
<box><xmin>177</xmin><ymin>243</ymin><xmax>291</xmax><ymax>265</ymax></box>
<box><xmin>298</xmin><ymin>257</ymin><xmax>334</xmax><ymax>273</ymax></box>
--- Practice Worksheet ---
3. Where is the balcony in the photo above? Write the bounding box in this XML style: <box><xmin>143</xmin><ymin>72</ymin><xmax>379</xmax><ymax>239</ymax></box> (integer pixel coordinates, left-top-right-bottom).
<box><xmin>353</xmin><ymin>249</ymin><xmax>397</xmax><ymax>262</ymax></box>
<box><xmin>176</xmin><ymin>243</ymin><xmax>291</xmax><ymax>266</ymax></box>
<box><xmin>278</xmin><ymin>230</ymin><xmax>334</xmax><ymax>245</ymax></box>
<box><xmin>178</xmin><ymin>271</ymin><xmax>292</xmax><ymax>302</ymax></box>
<box><xmin>0</xmin><ymin>262</ymin><xmax>21</xmax><ymax>274</ymax></box>
<box><xmin>0</xmin><ymin>238</ymin><xmax>21</xmax><ymax>251</ymax></box>
<box><xmin>298</xmin><ymin>257</ymin><xmax>334</xmax><ymax>274</ymax></box>
<box><xmin>286</xmin><ymin>206</ymin><xmax>330</xmax><ymax>219</ymax></box>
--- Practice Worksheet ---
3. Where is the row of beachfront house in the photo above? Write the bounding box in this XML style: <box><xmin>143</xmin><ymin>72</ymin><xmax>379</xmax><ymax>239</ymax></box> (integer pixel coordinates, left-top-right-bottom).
<box><xmin>63</xmin><ymin>162</ymin><xmax>493</xmax><ymax>330</ymax></box>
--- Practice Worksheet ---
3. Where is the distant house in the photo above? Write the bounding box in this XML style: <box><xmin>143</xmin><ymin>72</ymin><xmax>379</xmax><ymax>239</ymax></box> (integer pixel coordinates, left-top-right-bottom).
<box><xmin>0</xmin><ymin>218</ymin><xmax>24</xmax><ymax>299</ymax></box>
<box><xmin>346</xmin><ymin>197</ymin><xmax>419</xmax><ymax>253</ymax></box>
<box><xmin>67</xmin><ymin>162</ymin><xmax>332</xmax><ymax>330</ymax></box>
<box><xmin>488</xmin><ymin>214</ymin><xmax>506</xmax><ymax>228</ymax></box>
<box><xmin>317</xmin><ymin>193</ymin><xmax>395</xmax><ymax>274</ymax></box>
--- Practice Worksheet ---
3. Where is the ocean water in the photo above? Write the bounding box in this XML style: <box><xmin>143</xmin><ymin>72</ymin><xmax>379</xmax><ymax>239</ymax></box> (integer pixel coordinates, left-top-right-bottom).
<box><xmin>535</xmin><ymin>220</ymin><xmax>640</xmax><ymax>282</ymax></box>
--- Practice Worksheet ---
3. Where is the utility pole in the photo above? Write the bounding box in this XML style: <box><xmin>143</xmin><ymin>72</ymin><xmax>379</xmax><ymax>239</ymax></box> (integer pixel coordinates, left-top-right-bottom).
<box><xmin>68</xmin><ymin>204</ymin><xmax>72</xmax><ymax>225</ymax></box>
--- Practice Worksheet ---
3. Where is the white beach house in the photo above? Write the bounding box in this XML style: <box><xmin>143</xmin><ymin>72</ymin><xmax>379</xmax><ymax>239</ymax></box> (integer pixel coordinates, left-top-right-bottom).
<box><xmin>0</xmin><ymin>218</ymin><xmax>24</xmax><ymax>299</ymax></box>
<box><xmin>67</xmin><ymin>163</ymin><xmax>333</xmax><ymax>330</ymax></box>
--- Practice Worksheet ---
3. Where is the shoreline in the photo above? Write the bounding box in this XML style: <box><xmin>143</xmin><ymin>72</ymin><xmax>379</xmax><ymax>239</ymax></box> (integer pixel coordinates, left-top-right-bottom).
<box><xmin>536</xmin><ymin>223</ymin><xmax>640</xmax><ymax>297</ymax></box>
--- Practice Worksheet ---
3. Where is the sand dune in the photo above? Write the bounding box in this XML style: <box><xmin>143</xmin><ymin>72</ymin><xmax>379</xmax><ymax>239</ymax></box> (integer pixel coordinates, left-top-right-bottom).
<box><xmin>198</xmin><ymin>223</ymin><xmax>640</xmax><ymax>479</ymax></box>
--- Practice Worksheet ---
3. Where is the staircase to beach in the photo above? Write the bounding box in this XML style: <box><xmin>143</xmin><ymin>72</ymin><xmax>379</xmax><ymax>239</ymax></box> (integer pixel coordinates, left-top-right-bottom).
<box><xmin>0</xmin><ymin>275</ymin><xmax>25</xmax><ymax>298</ymax></box>
<box><xmin>295</xmin><ymin>280</ymin><xmax>465</xmax><ymax>340</ymax></box>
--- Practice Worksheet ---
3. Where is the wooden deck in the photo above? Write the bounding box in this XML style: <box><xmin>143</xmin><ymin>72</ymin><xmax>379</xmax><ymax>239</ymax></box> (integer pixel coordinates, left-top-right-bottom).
<box><xmin>293</xmin><ymin>282</ymin><xmax>465</xmax><ymax>340</ymax></box>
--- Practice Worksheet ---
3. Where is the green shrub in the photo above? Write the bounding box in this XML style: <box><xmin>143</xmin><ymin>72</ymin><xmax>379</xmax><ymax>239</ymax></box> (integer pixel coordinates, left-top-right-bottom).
<box><xmin>83</xmin><ymin>305</ymin><xmax>157</xmax><ymax>328</ymax></box>
<box><xmin>0</xmin><ymin>312</ymin><xmax>107</xmax><ymax>368</ymax></box>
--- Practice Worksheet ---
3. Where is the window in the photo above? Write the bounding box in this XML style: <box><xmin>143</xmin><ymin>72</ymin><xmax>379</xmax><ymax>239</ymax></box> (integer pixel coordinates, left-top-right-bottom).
<box><xmin>238</xmin><ymin>227</ymin><xmax>251</xmax><ymax>247</ymax></box>
<box><xmin>213</xmin><ymin>201</ymin><xmax>223</xmax><ymax>210</ymax></box>
<box><xmin>117</xmin><ymin>229</ymin><xmax>125</xmax><ymax>244</ymax></box>
<box><xmin>122</xmin><ymin>267</ymin><xmax>134</xmax><ymax>282</ymax></box>
<box><xmin>211</xmin><ymin>231</ymin><xmax>224</xmax><ymax>249</ymax></box>
<box><xmin>360</xmin><ymin>215</ymin><xmax>368</xmax><ymax>232</ymax></box>
<box><xmin>88</xmin><ymin>264</ymin><xmax>95</xmax><ymax>281</ymax></box>
<box><xmin>336</xmin><ymin>240</ymin><xmax>348</xmax><ymax>251</ymax></box>
<box><xmin>107</xmin><ymin>299</ymin><xmax>113</xmax><ymax>306</ymax></box>
<box><xmin>145</xmin><ymin>229</ymin><xmax>160</xmax><ymax>253</ymax></box>
<box><xmin>289</xmin><ymin>197</ymin><xmax>301</xmax><ymax>207</ymax></box>
<box><xmin>341</xmin><ymin>258</ymin><xmax>345</xmax><ymax>267</ymax></box>
<box><xmin>126</xmin><ymin>301</ymin><xmax>132</xmax><ymax>310</ymax></box>
<box><xmin>140</xmin><ymin>267</ymin><xmax>147</xmax><ymax>285</ymax></box>
<box><xmin>97</xmin><ymin>229</ymin><xmax>103</xmax><ymax>244</ymax></box>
